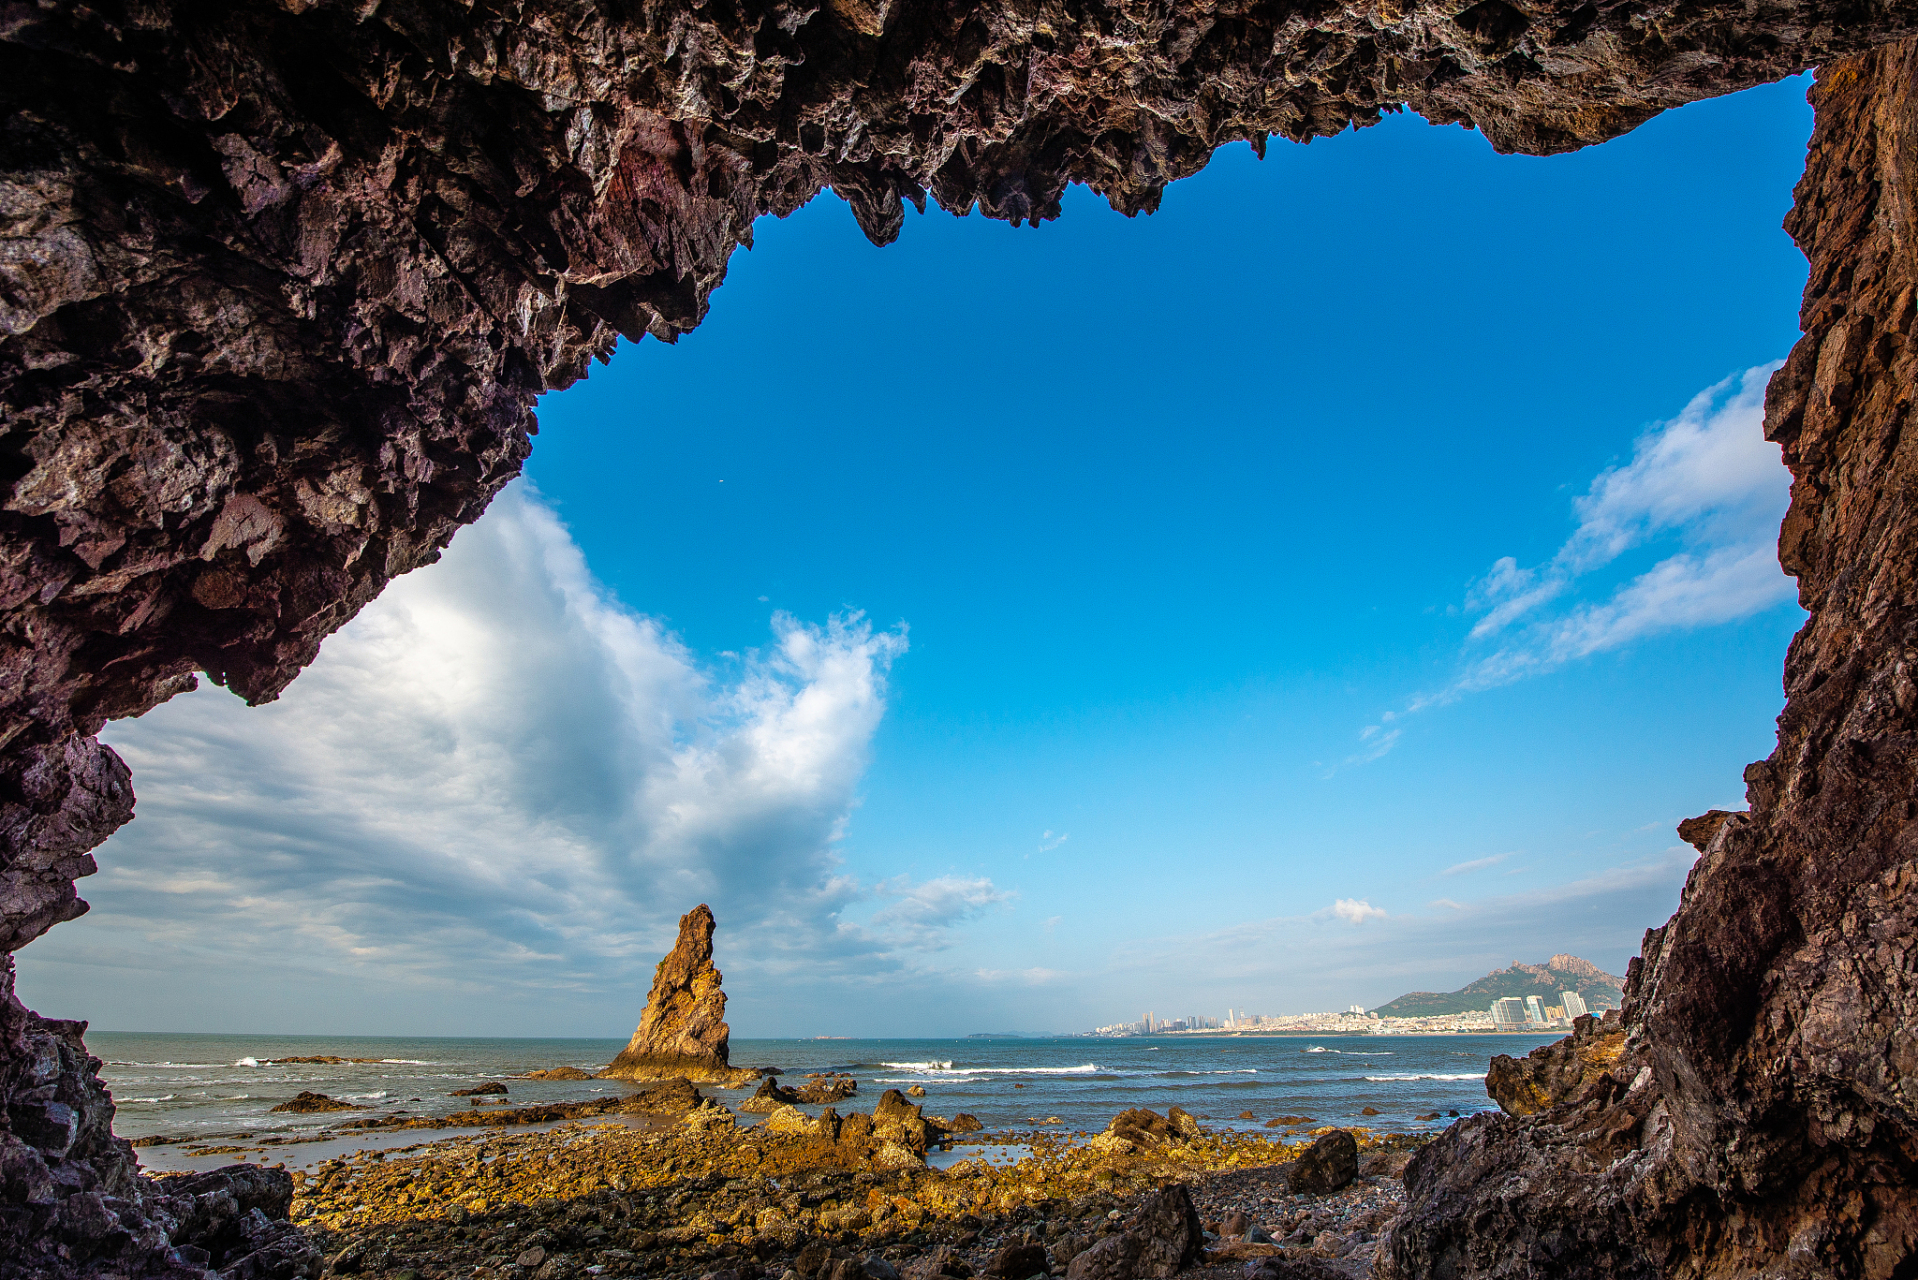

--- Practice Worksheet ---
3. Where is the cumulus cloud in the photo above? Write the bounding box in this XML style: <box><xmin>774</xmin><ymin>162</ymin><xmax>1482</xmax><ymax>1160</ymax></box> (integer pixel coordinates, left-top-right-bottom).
<box><xmin>16</xmin><ymin>485</ymin><xmax>1012</xmax><ymax>1034</ymax></box>
<box><xmin>1328</xmin><ymin>898</ymin><xmax>1388</xmax><ymax>925</ymax></box>
<box><xmin>1348</xmin><ymin>365</ymin><xmax>1797</xmax><ymax>760</ymax></box>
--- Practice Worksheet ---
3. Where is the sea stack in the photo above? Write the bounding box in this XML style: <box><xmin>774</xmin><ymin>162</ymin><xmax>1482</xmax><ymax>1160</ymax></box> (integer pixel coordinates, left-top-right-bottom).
<box><xmin>601</xmin><ymin>905</ymin><xmax>760</xmax><ymax>1087</ymax></box>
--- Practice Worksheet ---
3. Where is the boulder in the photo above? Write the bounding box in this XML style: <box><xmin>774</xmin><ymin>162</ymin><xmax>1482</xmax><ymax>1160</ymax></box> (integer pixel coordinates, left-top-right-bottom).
<box><xmin>985</xmin><ymin>1239</ymin><xmax>1049</xmax><ymax>1278</ymax></box>
<box><xmin>903</xmin><ymin>1248</ymin><xmax>973</xmax><ymax>1280</ymax></box>
<box><xmin>793</xmin><ymin>1073</ymin><xmax>859</xmax><ymax>1103</ymax></box>
<box><xmin>740</xmin><ymin>1076</ymin><xmax>802</xmax><ymax>1113</ymax></box>
<box><xmin>632</xmin><ymin>1076</ymin><xmax>705</xmax><ymax>1112</ymax></box>
<box><xmin>872</xmin><ymin>1088</ymin><xmax>943</xmax><ymax>1154</ymax></box>
<box><xmin>907</xmin><ymin>1084</ymin><xmax>927</xmax><ymax>1097</ymax></box>
<box><xmin>765</xmin><ymin>1104</ymin><xmax>839</xmax><ymax>1138</ymax></box>
<box><xmin>519</xmin><ymin>1066</ymin><xmax>594</xmax><ymax>1081</ymax></box>
<box><xmin>1360</xmin><ymin>1150</ymin><xmax>1413</xmax><ymax>1179</ymax></box>
<box><xmin>1089</xmin><ymin>1108</ymin><xmax>1179</xmax><ymax>1153</ymax></box>
<box><xmin>1288</xmin><ymin>1131</ymin><xmax>1358</xmax><ymax>1195</ymax></box>
<box><xmin>1064</xmin><ymin>1185</ymin><xmax>1203</xmax><ymax>1280</ymax></box>
<box><xmin>269</xmin><ymin>1091</ymin><xmax>356</xmax><ymax>1113</ymax></box>
<box><xmin>1242</xmin><ymin>1259</ymin><xmax>1349</xmax><ymax>1280</ymax></box>
<box><xmin>451</xmin><ymin>1081</ymin><xmax>509</xmax><ymax>1096</ymax></box>
<box><xmin>1166</xmin><ymin>1106</ymin><xmax>1201</xmax><ymax>1140</ymax></box>
<box><xmin>948</xmin><ymin>1113</ymin><xmax>984</xmax><ymax>1133</ymax></box>
<box><xmin>599</xmin><ymin>904</ymin><xmax>760</xmax><ymax>1087</ymax></box>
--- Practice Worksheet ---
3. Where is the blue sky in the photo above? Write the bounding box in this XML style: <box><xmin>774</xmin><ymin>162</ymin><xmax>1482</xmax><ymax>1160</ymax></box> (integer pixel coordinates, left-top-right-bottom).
<box><xmin>18</xmin><ymin>78</ymin><xmax>1813</xmax><ymax>1037</ymax></box>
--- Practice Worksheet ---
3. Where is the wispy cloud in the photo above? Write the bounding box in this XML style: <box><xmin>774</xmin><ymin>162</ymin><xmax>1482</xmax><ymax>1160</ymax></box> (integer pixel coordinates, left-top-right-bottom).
<box><xmin>17</xmin><ymin>485</ymin><xmax>1013</xmax><ymax>1035</ymax></box>
<box><xmin>1351</xmin><ymin>364</ymin><xmax>1796</xmax><ymax>760</ymax></box>
<box><xmin>1038</xmin><ymin>830</ymin><xmax>1069</xmax><ymax>853</ymax></box>
<box><xmin>869</xmin><ymin>875</ymin><xmax>1016</xmax><ymax>949</ymax></box>
<box><xmin>1441</xmin><ymin>853</ymin><xmax>1512</xmax><ymax>877</ymax></box>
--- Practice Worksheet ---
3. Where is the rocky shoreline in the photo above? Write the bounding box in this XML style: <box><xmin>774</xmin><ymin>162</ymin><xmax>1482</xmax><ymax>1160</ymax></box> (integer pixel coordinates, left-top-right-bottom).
<box><xmin>231</xmin><ymin>1096</ymin><xmax>1424</xmax><ymax>1280</ymax></box>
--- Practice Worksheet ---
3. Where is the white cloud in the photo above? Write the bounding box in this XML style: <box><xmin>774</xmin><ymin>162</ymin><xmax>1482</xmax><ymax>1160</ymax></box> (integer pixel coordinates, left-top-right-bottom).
<box><xmin>1441</xmin><ymin>852</ymin><xmax>1511</xmax><ymax>877</ymax></box>
<box><xmin>16</xmin><ymin>485</ymin><xmax>1016</xmax><ymax>1035</ymax></box>
<box><xmin>1458</xmin><ymin>363</ymin><xmax>1794</xmax><ymax>682</ymax></box>
<box><xmin>1349</xmin><ymin>364</ymin><xmax>1797</xmax><ymax>758</ymax></box>
<box><xmin>1328</xmin><ymin>898</ymin><xmax>1388</xmax><ymax>925</ymax></box>
<box><xmin>1038</xmin><ymin>830</ymin><xmax>1069</xmax><ymax>853</ymax></box>
<box><xmin>869</xmin><ymin>875</ymin><xmax>1016</xmax><ymax>949</ymax></box>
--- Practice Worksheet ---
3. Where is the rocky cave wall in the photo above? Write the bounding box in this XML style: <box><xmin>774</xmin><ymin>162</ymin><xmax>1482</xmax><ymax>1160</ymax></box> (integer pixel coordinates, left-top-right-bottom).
<box><xmin>1384</xmin><ymin>42</ymin><xmax>1918</xmax><ymax>1280</ymax></box>
<box><xmin>8</xmin><ymin>0</ymin><xmax>1918</xmax><ymax>1274</ymax></box>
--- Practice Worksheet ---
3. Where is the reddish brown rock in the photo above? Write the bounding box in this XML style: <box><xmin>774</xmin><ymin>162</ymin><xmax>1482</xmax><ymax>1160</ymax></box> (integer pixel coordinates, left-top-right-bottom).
<box><xmin>600</xmin><ymin>904</ymin><xmax>758</xmax><ymax>1087</ymax></box>
<box><xmin>1287</xmin><ymin>1131</ymin><xmax>1358</xmax><ymax>1196</ymax></box>
<box><xmin>1384</xmin><ymin>43</ymin><xmax>1918</xmax><ymax>1279</ymax></box>
<box><xmin>1064</xmin><ymin>1184</ymin><xmax>1204</xmax><ymax>1280</ymax></box>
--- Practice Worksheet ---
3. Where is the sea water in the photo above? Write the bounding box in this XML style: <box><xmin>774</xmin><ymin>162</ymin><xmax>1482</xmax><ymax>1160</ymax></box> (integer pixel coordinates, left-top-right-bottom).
<box><xmin>91</xmin><ymin>1030</ymin><xmax>1558</xmax><ymax>1152</ymax></box>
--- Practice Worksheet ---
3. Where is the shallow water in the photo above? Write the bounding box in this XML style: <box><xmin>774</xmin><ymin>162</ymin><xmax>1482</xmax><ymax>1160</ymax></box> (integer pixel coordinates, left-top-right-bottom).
<box><xmin>91</xmin><ymin>1030</ymin><xmax>1558</xmax><ymax>1158</ymax></box>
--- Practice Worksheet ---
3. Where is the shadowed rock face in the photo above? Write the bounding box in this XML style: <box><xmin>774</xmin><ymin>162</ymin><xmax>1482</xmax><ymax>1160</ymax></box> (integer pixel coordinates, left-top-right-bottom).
<box><xmin>6</xmin><ymin>0</ymin><xmax>1918</xmax><ymax>1274</ymax></box>
<box><xmin>601</xmin><ymin>904</ymin><xmax>759</xmax><ymax>1087</ymax></box>
<box><xmin>1384</xmin><ymin>44</ymin><xmax>1918</xmax><ymax>1280</ymax></box>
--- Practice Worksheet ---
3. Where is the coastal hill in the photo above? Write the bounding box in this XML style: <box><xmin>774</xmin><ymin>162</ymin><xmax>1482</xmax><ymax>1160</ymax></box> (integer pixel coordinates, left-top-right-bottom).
<box><xmin>1373</xmin><ymin>954</ymin><xmax>1625</xmax><ymax>1018</ymax></box>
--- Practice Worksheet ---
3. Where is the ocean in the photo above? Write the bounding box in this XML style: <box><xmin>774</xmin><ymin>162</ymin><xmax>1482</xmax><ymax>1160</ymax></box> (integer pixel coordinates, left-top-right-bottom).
<box><xmin>92</xmin><ymin>1029</ymin><xmax>1556</xmax><ymax>1168</ymax></box>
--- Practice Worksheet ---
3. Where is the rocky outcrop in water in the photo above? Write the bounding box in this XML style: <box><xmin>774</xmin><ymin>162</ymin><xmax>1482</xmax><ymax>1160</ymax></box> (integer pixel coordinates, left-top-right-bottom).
<box><xmin>1384</xmin><ymin>43</ymin><xmax>1918</xmax><ymax>1278</ymax></box>
<box><xmin>601</xmin><ymin>905</ymin><xmax>758</xmax><ymax>1087</ymax></box>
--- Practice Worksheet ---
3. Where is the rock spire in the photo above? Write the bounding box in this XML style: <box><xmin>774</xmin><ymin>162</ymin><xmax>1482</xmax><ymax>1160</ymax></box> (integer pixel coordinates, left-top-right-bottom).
<box><xmin>601</xmin><ymin>905</ymin><xmax>759</xmax><ymax>1088</ymax></box>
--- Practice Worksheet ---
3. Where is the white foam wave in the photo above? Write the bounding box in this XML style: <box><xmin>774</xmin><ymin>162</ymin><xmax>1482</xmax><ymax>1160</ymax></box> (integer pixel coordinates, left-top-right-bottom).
<box><xmin>378</xmin><ymin>1059</ymin><xmax>436</xmax><ymax>1065</ymax></box>
<box><xmin>878</xmin><ymin>1060</ymin><xmax>953</xmax><ymax>1071</ymax></box>
<box><xmin>234</xmin><ymin>1057</ymin><xmax>261</xmax><ymax>1067</ymax></box>
<box><xmin>944</xmin><ymin>1064</ymin><xmax>1104</xmax><ymax>1076</ymax></box>
<box><xmin>340</xmin><ymin>1091</ymin><xmax>389</xmax><ymax>1101</ymax></box>
<box><xmin>120</xmin><ymin>1095</ymin><xmax>176</xmax><ymax>1103</ymax></box>
<box><xmin>1361</xmin><ymin>1073</ymin><xmax>1485</xmax><ymax>1082</ymax></box>
<box><xmin>108</xmin><ymin>1061</ymin><xmax>223</xmax><ymax>1069</ymax></box>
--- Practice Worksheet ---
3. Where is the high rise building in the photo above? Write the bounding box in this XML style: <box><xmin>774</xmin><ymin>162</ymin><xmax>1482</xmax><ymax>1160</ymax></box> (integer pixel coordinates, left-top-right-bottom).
<box><xmin>1524</xmin><ymin>995</ymin><xmax>1547</xmax><ymax>1024</ymax></box>
<box><xmin>1491</xmin><ymin>997</ymin><xmax>1528</xmax><ymax>1029</ymax></box>
<box><xmin>1561</xmin><ymin>991</ymin><xmax>1589</xmax><ymax>1018</ymax></box>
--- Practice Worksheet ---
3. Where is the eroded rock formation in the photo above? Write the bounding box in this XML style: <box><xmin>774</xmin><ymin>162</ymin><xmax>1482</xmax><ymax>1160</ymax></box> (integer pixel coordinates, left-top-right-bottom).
<box><xmin>601</xmin><ymin>904</ymin><xmax>759</xmax><ymax>1087</ymax></box>
<box><xmin>6</xmin><ymin>0</ymin><xmax>1918</xmax><ymax>1273</ymax></box>
<box><xmin>1383</xmin><ymin>45</ymin><xmax>1918</xmax><ymax>1278</ymax></box>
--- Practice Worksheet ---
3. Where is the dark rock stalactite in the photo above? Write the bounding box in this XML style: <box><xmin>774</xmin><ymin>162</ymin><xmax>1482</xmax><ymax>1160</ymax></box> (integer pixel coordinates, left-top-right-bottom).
<box><xmin>1384</xmin><ymin>43</ymin><xmax>1918</xmax><ymax>1280</ymax></box>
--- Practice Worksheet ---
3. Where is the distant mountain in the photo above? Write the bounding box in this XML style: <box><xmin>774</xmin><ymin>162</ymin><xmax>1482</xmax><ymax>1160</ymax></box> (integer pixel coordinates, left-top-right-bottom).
<box><xmin>1373</xmin><ymin>954</ymin><xmax>1625</xmax><ymax>1018</ymax></box>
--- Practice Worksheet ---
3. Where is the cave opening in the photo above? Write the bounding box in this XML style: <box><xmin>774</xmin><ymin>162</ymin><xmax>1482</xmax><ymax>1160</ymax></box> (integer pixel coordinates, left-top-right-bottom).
<box><xmin>7</xmin><ymin>0</ymin><xmax>1918</xmax><ymax>1272</ymax></box>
